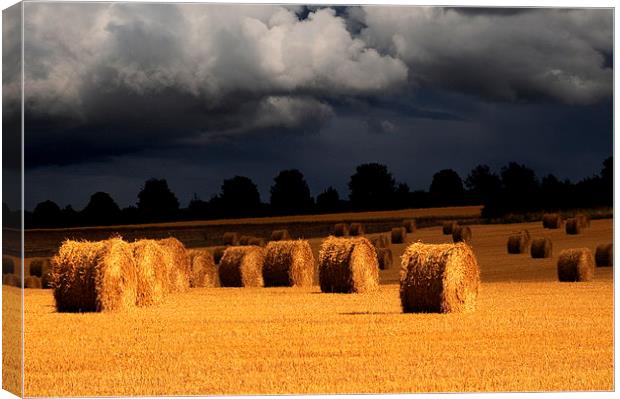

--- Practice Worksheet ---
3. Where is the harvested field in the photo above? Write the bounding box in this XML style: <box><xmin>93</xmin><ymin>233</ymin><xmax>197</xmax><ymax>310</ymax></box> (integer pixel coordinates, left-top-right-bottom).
<box><xmin>18</xmin><ymin>218</ymin><xmax>613</xmax><ymax>395</ymax></box>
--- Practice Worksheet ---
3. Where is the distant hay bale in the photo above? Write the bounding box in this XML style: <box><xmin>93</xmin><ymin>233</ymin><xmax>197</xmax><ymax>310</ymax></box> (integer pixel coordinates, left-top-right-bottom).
<box><xmin>595</xmin><ymin>243</ymin><xmax>613</xmax><ymax>267</ymax></box>
<box><xmin>263</xmin><ymin>240</ymin><xmax>315</xmax><ymax>287</ymax></box>
<box><xmin>24</xmin><ymin>276</ymin><xmax>42</xmax><ymax>289</ymax></box>
<box><xmin>402</xmin><ymin>219</ymin><xmax>416</xmax><ymax>233</ymax></box>
<box><xmin>442</xmin><ymin>221</ymin><xmax>457</xmax><ymax>235</ymax></box>
<box><xmin>376</xmin><ymin>247</ymin><xmax>393</xmax><ymax>270</ymax></box>
<box><xmin>2</xmin><ymin>256</ymin><xmax>14</xmax><ymax>274</ymax></box>
<box><xmin>248</xmin><ymin>237</ymin><xmax>265</xmax><ymax>247</ymax></box>
<box><xmin>576</xmin><ymin>213</ymin><xmax>590</xmax><ymax>228</ymax></box>
<box><xmin>211</xmin><ymin>246</ymin><xmax>227</xmax><ymax>264</ymax></box>
<box><xmin>542</xmin><ymin>213</ymin><xmax>562</xmax><ymax>229</ymax></box>
<box><xmin>51</xmin><ymin>238</ymin><xmax>138</xmax><ymax>312</ymax></box>
<box><xmin>157</xmin><ymin>238</ymin><xmax>191</xmax><ymax>293</ymax></box>
<box><xmin>333</xmin><ymin>223</ymin><xmax>349</xmax><ymax>237</ymax></box>
<box><xmin>370</xmin><ymin>234</ymin><xmax>390</xmax><ymax>249</ymax></box>
<box><xmin>452</xmin><ymin>225</ymin><xmax>472</xmax><ymax>243</ymax></box>
<box><xmin>318</xmin><ymin>236</ymin><xmax>379</xmax><ymax>293</ymax></box>
<box><xmin>530</xmin><ymin>237</ymin><xmax>552</xmax><ymax>258</ymax></box>
<box><xmin>270</xmin><ymin>229</ymin><xmax>291</xmax><ymax>241</ymax></box>
<box><xmin>2</xmin><ymin>274</ymin><xmax>19</xmax><ymax>287</ymax></box>
<box><xmin>222</xmin><ymin>232</ymin><xmax>240</xmax><ymax>246</ymax></box>
<box><xmin>507</xmin><ymin>230</ymin><xmax>530</xmax><ymax>254</ymax></box>
<box><xmin>349</xmin><ymin>223</ymin><xmax>365</xmax><ymax>236</ymax></box>
<box><xmin>29</xmin><ymin>259</ymin><xmax>44</xmax><ymax>277</ymax></box>
<box><xmin>565</xmin><ymin>218</ymin><xmax>581</xmax><ymax>235</ymax></box>
<box><xmin>238</xmin><ymin>235</ymin><xmax>253</xmax><ymax>245</ymax></box>
<box><xmin>131</xmin><ymin>240</ymin><xmax>169</xmax><ymax>306</ymax></box>
<box><xmin>188</xmin><ymin>249</ymin><xmax>219</xmax><ymax>288</ymax></box>
<box><xmin>557</xmin><ymin>248</ymin><xmax>594</xmax><ymax>282</ymax></box>
<box><xmin>391</xmin><ymin>227</ymin><xmax>406</xmax><ymax>244</ymax></box>
<box><xmin>218</xmin><ymin>246</ymin><xmax>265</xmax><ymax>287</ymax></box>
<box><xmin>400</xmin><ymin>242</ymin><xmax>480</xmax><ymax>313</ymax></box>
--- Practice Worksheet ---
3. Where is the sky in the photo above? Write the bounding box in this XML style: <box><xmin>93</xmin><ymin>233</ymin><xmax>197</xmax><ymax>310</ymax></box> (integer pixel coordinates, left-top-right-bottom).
<box><xmin>2</xmin><ymin>3</ymin><xmax>613</xmax><ymax>211</ymax></box>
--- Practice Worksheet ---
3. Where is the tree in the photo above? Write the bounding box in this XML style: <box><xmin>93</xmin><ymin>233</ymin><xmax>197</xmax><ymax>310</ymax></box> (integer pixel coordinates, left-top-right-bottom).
<box><xmin>33</xmin><ymin>200</ymin><xmax>62</xmax><ymax>227</ymax></box>
<box><xmin>348</xmin><ymin>163</ymin><xmax>396</xmax><ymax>210</ymax></box>
<box><xmin>465</xmin><ymin>165</ymin><xmax>501</xmax><ymax>204</ymax></box>
<box><xmin>429</xmin><ymin>169</ymin><xmax>464</xmax><ymax>206</ymax></box>
<box><xmin>137</xmin><ymin>178</ymin><xmax>180</xmax><ymax>222</ymax></box>
<box><xmin>218</xmin><ymin>176</ymin><xmax>262</xmax><ymax>217</ymax></box>
<box><xmin>61</xmin><ymin>205</ymin><xmax>80</xmax><ymax>227</ymax></box>
<box><xmin>601</xmin><ymin>156</ymin><xmax>612</xmax><ymax>206</ymax></box>
<box><xmin>316</xmin><ymin>187</ymin><xmax>342</xmax><ymax>213</ymax></box>
<box><xmin>270</xmin><ymin>169</ymin><xmax>314</xmax><ymax>215</ymax></box>
<box><xmin>500</xmin><ymin>162</ymin><xmax>540</xmax><ymax>212</ymax></box>
<box><xmin>81</xmin><ymin>192</ymin><xmax>121</xmax><ymax>226</ymax></box>
<box><xmin>394</xmin><ymin>182</ymin><xmax>411</xmax><ymax>209</ymax></box>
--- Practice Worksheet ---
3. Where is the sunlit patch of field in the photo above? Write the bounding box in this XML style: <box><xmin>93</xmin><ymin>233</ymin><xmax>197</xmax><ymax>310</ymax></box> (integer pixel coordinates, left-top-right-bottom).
<box><xmin>21</xmin><ymin>219</ymin><xmax>613</xmax><ymax>396</ymax></box>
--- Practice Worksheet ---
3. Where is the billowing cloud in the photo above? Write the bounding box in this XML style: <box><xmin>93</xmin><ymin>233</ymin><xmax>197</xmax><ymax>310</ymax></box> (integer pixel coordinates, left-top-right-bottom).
<box><xmin>358</xmin><ymin>7</ymin><xmax>612</xmax><ymax>104</ymax></box>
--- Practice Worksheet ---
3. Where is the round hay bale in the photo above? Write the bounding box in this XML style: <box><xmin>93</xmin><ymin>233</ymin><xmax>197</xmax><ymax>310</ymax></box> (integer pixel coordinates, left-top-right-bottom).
<box><xmin>530</xmin><ymin>237</ymin><xmax>552</xmax><ymax>258</ymax></box>
<box><xmin>452</xmin><ymin>225</ymin><xmax>472</xmax><ymax>243</ymax></box>
<box><xmin>318</xmin><ymin>236</ymin><xmax>379</xmax><ymax>294</ymax></box>
<box><xmin>188</xmin><ymin>249</ymin><xmax>219</xmax><ymax>288</ymax></box>
<box><xmin>595</xmin><ymin>243</ymin><xmax>613</xmax><ymax>267</ymax></box>
<box><xmin>131</xmin><ymin>240</ymin><xmax>169</xmax><ymax>306</ymax></box>
<box><xmin>2</xmin><ymin>274</ymin><xmax>19</xmax><ymax>287</ymax></box>
<box><xmin>507</xmin><ymin>231</ymin><xmax>529</xmax><ymax>254</ymax></box>
<box><xmin>565</xmin><ymin>218</ymin><xmax>581</xmax><ymax>235</ymax></box>
<box><xmin>218</xmin><ymin>246</ymin><xmax>265</xmax><ymax>287</ymax></box>
<box><xmin>3</xmin><ymin>256</ymin><xmax>15</xmax><ymax>275</ymax></box>
<box><xmin>349</xmin><ymin>223</ymin><xmax>365</xmax><ymax>236</ymax></box>
<box><xmin>370</xmin><ymin>234</ymin><xmax>389</xmax><ymax>249</ymax></box>
<box><xmin>270</xmin><ymin>229</ymin><xmax>291</xmax><ymax>241</ymax></box>
<box><xmin>238</xmin><ymin>235</ymin><xmax>253</xmax><ymax>245</ymax></box>
<box><xmin>29</xmin><ymin>259</ymin><xmax>44</xmax><ymax>277</ymax></box>
<box><xmin>24</xmin><ymin>276</ymin><xmax>42</xmax><ymax>289</ymax></box>
<box><xmin>575</xmin><ymin>213</ymin><xmax>590</xmax><ymax>229</ymax></box>
<box><xmin>156</xmin><ymin>238</ymin><xmax>191</xmax><ymax>293</ymax></box>
<box><xmin>542</xmin><ymin>213</ymin><xmax>562</xmax><ymax>229</ymax></box>
<box><xmin>248</xmin><ymin>237</ymin><xmax>265</xmax><ymax>247</ymax></box>
<box><xmin>263</xmin><ymin>240</ymin><xmax>315</xmax><ymax>287</ymax></box>
<box><xmin>333</xmin><ymin>223</ymin><xmax>349</xmax><ymax>237</ymax></box>
<box><xmin>51</xmin><ymin>238</ymin><xmax>138</xmax><ymax>312</ymax></box>
<box><xmin>557</xmin><ymin>248</ymin><xmax>594</xmax><ymax>282</ymax></box>
<box><xmin>376</xmin><ymin>247</ymin><xmax>393</xmax><ymax>270</ymax></box>
<box><xmin>391</xmin><ymin>227</ymin><xmax>406</xmax><ymax>244</ymax></box>
<box><xmin>222</xmin><ymin>232</ymin><xmax>240</xmax><ymax>246</ymax></box>
<box><xmin>211</xmin><ymin>246</ymin><xmax>227</xmax><ymax>264</ymax></box>
<box><xmin>400</xmin><ymin>242</ymin><xmax>480</xmax><ymax>313</ymax></box>
<box><xmin>442</xmin><ymin>221</ymin><xmax>457</xmax><ymax>235</ymax></box>
<box><xmin>402</xmin><ymin>219</ymin><xmax>416</xmax><ymax>233</ymax></box>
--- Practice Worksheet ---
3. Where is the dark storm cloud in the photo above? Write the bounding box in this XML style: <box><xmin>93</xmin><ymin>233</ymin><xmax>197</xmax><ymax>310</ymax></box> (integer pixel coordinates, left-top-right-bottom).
<box><xmin>16</xmin><ymin>4</ymin><xmax>613</xmax><ymax>210</ymax></box>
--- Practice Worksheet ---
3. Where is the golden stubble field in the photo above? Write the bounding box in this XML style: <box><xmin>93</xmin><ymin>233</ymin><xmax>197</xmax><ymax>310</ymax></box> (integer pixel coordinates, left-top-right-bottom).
<box><xmin>15</xmin><ymin>218</ymin><xmax>614</xmax><ymax>396</ymax></box>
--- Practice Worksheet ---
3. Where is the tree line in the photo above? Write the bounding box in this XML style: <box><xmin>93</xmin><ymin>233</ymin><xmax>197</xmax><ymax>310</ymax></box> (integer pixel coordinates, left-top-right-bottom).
<box><xmin>7</xmin><ymin>156</ymin><xmax>612</xmax><ymax>229</ymax></box>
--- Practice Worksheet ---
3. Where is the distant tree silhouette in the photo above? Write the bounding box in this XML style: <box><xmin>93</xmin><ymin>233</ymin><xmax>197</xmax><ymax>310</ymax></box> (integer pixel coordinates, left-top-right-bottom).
<box><xmin>187</xmin><ymin>194</ymin><xmax>212</xmax><ymax>220</ymax></box>
<box><xmin>61</xmin><ymin>205</ymin><xmax>79</xmax><ymax>227</ymax></box>
<box><xmin>218</xmin><ymin>176</ymin><xmax>262</xmax><ymax>217</ymax></box>
<box><xmin>540</xmin><ymin>174</ymin><xmax>571</xmax><ymax>210</ymax></box>
<box><xmin>81</xmin><ymin>192</ymin><xmax>121</xmax><ymax>226</ymax></box>
<box><xmin>137</xmin><ymin>178</ymin><xmax>180</xmax><ymax>222</ymax></box>
<box><xmin>2</xmin><ymin>203</ymin><xmax>20</xmax><ymax>228</ymax></box>
<box><xmin>121</xmin><ymin>206</ymin><xmax>141</xmax><ymax>225</ymax></box>
<box><xmin>348</xmin><ymin>163</ymin><xmax>396</xmax><ymax>210</ymax></box>
<box><xmin>465</xmin><ymin>165</ymin><xmax>501</xmax><ymax>205</ymax></box>
<box><xmin>429</xmin><ymin>169</ymin><xmax>465</xmax><ymax>206</ymax></box>
<box><xmin>601</xmin><ymin>156</ymin><xmax>613</xmax><ymax>206</ymax></box>
<box><xmin>316</xmin><ymin>187</ymin><xmax>342</xmax><ymax>213</ymax></box>
<box><xmin>33</xmin><ymin>200</ymin><xmax>62</xmax><ymax>228</ymax></box>
<box><xmin>270</xmin><ymin>169</ymin><xmax>313</xmax><ymax>215</ymax></box>
<box><xmin>501</xmin><ymin>162</ymin><xmax>540</xmax><ymax>212</ymax></box>
<box><xmin>394</xmin><ymin>182</ymin><xmax>411</xmax><ymax>209</ymax></box>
